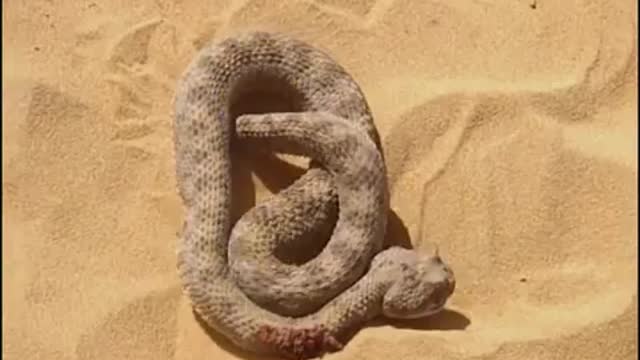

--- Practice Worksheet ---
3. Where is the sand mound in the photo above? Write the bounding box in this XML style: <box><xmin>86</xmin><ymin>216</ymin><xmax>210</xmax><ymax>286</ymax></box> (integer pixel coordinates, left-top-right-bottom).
<box><xmin>3</xmin><ymin>1</ymin><xmax>637</xmax><ymax>359</ymax></box>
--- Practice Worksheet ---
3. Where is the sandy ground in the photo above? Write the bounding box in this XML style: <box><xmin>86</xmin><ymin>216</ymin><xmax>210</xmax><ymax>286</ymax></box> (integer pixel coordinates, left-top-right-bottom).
<box><xmin>3</xmin><ymin>0</ymin><xmax>638</xmax><ymax>359</ymax></box>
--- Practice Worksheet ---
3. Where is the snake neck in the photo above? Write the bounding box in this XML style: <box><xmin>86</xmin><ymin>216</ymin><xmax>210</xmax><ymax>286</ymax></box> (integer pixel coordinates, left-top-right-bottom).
<box><xmin>306</xmin><ymin>253</ymin><xmax>399</xmax><ymax>337</ymax></box>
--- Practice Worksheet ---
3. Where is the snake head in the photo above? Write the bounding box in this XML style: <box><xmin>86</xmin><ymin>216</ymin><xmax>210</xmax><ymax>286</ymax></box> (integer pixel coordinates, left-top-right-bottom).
<box><xmin>378</xmin><ymin>247</ymin><xmax>455</xmax><ymax>319</ymax></box>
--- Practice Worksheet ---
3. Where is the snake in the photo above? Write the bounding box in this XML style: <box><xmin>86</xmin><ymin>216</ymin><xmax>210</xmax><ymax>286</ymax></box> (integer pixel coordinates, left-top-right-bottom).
<box><xmin>173</xmin><ymin>31</ymin><xmax>456</xmax><ymax>359</ymax></box>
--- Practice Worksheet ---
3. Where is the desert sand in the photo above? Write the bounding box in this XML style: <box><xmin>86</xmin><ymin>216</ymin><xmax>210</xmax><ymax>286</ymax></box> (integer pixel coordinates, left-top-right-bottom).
<box><xmin>3</xmin><ymin>0</ymin><xmax>638</xmax><ymax>359</ymax></box>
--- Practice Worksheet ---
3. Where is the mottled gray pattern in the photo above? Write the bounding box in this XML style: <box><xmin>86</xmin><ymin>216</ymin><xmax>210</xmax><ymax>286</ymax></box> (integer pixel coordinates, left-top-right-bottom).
<box><xmin>174</xmin><ymin>31</ymin><xmax>456</xmax><ymax>359</ymax></box>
